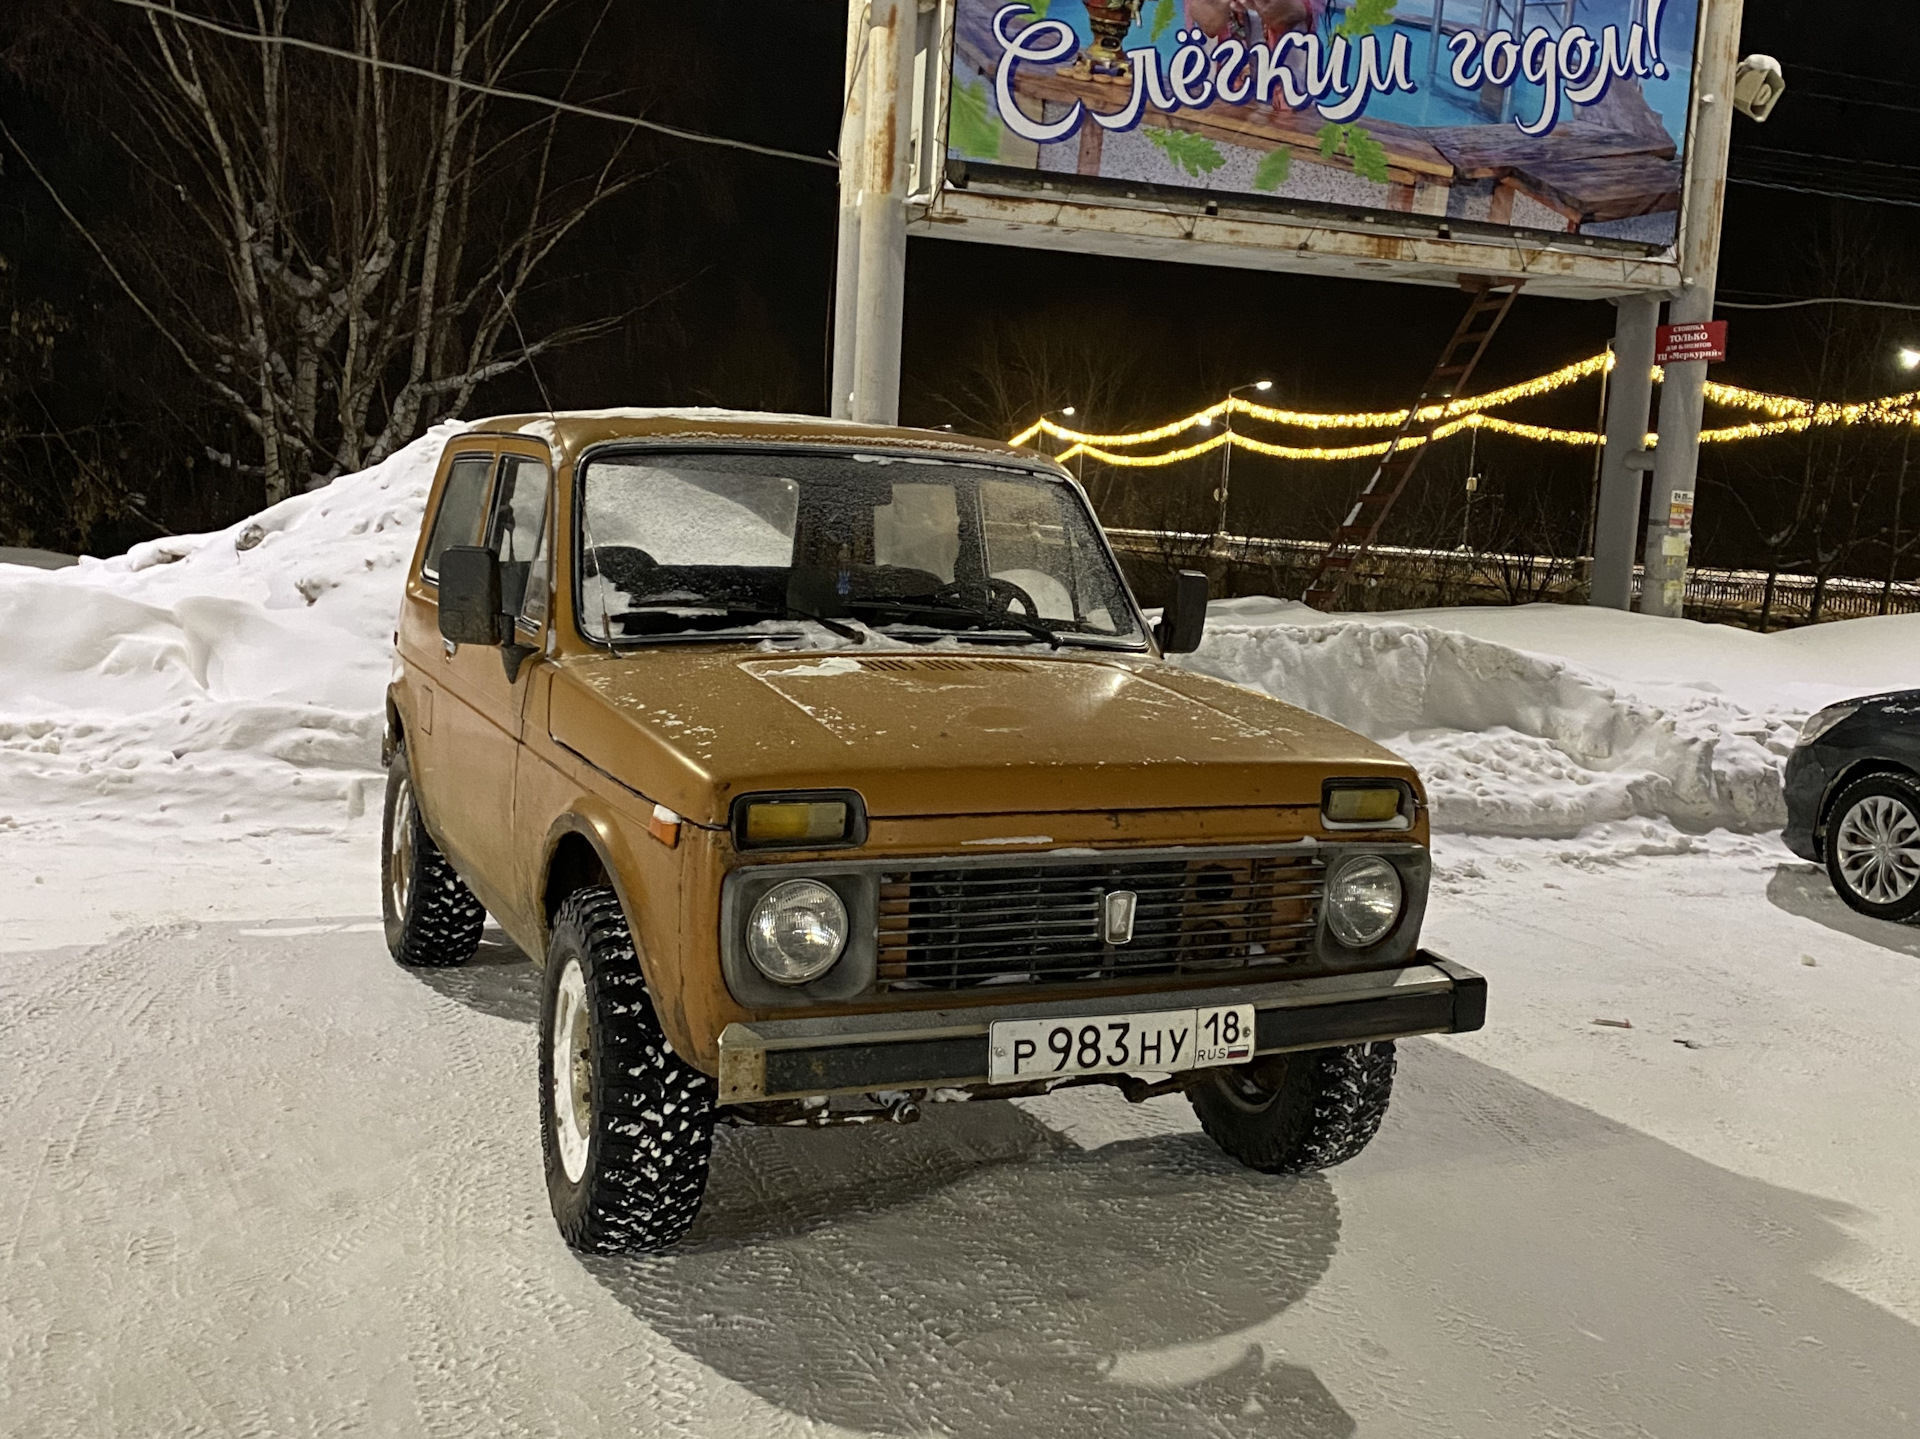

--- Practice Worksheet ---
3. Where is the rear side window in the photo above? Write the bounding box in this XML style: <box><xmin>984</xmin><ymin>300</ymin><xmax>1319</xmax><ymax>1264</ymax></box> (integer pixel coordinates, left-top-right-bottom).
<box><xmin>422</xmin><ymin>454</ymin><xmax>495</xmax><ymax>581</ymax></box>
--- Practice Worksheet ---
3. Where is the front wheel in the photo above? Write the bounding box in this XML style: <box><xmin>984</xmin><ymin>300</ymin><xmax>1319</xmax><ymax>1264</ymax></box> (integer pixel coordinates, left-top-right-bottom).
<box><xmin>539</xmin><ymin>888</ymin><xmax>714</xmax><ymax>1253</ymax></box>
<box><xmin>1190</xmin><ymin>1042</ymin><xmax>1396</xmax><ymax>1175</ymax></box>
<box><xmin>1826</xmin><ymin>773</ymin><xmax>1920</xmax><ymax>923</ymax></box>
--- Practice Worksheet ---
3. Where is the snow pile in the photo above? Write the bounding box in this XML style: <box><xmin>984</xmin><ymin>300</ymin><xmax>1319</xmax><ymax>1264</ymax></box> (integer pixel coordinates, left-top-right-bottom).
<box><xmin>1187</xmin><ymin>597</ymin><xmax>1920</xmax><ymax>839</ymax></box>
<box><xmin>0</xmin><ymin>423</ymin><xmax>459</xmax><ymax>847</ymax></box>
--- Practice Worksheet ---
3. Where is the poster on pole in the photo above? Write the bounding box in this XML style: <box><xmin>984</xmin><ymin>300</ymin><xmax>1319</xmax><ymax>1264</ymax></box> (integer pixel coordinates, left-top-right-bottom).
<box><xmin>946</xmin><ymin>0</ymin><xmax>1701</xmax><ymax>250</ymax></box>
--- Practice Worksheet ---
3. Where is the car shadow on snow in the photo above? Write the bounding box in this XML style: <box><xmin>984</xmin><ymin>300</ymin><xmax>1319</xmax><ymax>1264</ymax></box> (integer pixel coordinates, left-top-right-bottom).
<box><xmin>405</xmin><ymin>926</ymin><xmax>542</xmax><ymax>1023</ymax></box>
<box><xmin>1766</xmin><ymin>863</ymin><xmax>1920</xmax><ymax>959</ymax></box>
<box><xmin>581</xmin><ymin>1042</ymin><xmax>1920</xmax><ymax>1439</ymax></box>
<box><xmin>589</xmin><ymin>1104</ymin><xmax>1355</xmax><ymax>1439</ymax></box>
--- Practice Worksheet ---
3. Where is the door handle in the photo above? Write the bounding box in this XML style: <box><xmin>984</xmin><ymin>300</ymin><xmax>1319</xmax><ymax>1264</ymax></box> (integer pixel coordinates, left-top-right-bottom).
<box><xmin>443</xmin><ymin>637</ymin><xmax>457</xmax><ymax>658</ymax></box>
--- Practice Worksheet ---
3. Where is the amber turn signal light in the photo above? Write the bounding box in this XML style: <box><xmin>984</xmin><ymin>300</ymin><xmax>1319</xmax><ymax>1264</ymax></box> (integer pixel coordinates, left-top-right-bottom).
<box><xmin>745</xmin><ymin>801</ymin><xmax>848</xmax><ymax>844</ymax></box>
<box><xmin>730</xmin><ymin>790</ymin><xmax>868</xmax><ymax>850</ymax></box>
<box><xmin>1322</xmin><ymin>784</ymin><xmax>1408</xmax><ymax>828</ymax></box>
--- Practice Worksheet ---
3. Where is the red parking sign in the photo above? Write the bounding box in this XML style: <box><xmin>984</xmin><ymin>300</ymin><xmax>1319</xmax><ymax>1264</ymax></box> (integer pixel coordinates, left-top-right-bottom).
<box><xmin>1656</xmin><ymin>321</ymin><xmax>1728</xmax><ymax>364</ymax></box>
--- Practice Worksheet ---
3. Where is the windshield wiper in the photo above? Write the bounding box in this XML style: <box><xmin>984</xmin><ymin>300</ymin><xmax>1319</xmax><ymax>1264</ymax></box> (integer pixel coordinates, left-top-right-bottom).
<box><xmin>844</xmin><ymin>597</ymin><xmax>1064</xmax><ymax>649</ymax></box>
<box><xmin>611</xmin><ymin>597</ymin><xmax>865</xmax><ymax>644</ymax></box>
<box><xmin>782</xmin><ymin>602</ymin><xmax>866</xmax><ymax>644</ymax></box>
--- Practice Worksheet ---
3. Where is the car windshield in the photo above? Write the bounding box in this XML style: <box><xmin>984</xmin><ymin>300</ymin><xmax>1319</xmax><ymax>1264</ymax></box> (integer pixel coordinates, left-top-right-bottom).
<box><xmin>576</xmin><ymin>449</ymin><xmax>1145</xmax><ymax>648</ymax></box>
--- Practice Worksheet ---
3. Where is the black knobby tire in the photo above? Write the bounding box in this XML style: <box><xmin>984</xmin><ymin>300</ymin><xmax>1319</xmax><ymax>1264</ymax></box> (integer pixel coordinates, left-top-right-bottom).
<box><xmin>1190</xmin><ymin>1042</ymin><xmax>1397</xmax><ymax>1175</ymax></box>
<box><xmin>381</xmin><ymin>745</ymin><xmax>485</xmax><ymax>968</ymax></box>
<box><xmin>1824</xmin><ymin>771</ymin><xmax>1920</xmax><ymax>923</ymax></box>
<box><xmin>539</xmin><ymin>887</ymin><xmax>714</xmax><ymax>1254</ymax></box>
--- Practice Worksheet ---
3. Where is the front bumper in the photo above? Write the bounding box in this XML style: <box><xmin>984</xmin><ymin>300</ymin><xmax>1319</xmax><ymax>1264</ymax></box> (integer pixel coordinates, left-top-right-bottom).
<box><xmin>715</xmin><ymin>952</ymin><xmax>1485</xmax><ymax>1103</ymax></box>
<box><xmin>1781</xmin><ymin>746</ymin><xmax>1830</xmax><ymax>863</ymax></box>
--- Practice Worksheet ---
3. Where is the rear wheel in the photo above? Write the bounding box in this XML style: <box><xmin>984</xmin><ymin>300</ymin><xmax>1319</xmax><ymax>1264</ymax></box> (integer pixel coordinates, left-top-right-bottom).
<box><xmin>539</xmin><ymin>887</ymin><xmax>714</xmax><ymax>1253</ymax></box>
<box><xmin>380</xmin><ymin>745</ymin><xmax>485</xmax><ymax>967</ymax></box>
<box><xmin>1826</xmin><ymin>773</ymin><xmax>1920</xmax><ymax>922</ymax></box>
<box><xmin>1190</xmin><ymin>1042</ymin><xmax>1396</xmax><ymax>1175</ymax></box>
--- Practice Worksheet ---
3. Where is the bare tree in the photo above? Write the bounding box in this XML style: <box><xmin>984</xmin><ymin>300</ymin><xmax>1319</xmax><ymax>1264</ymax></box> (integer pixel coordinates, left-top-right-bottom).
<box><xmin>3</xmin><ymin>0</ymin><xmax>656</xmax><ymax>503</ymax></box>
<box><xmin>1703</xmin><ymin>211</ymin><xmax>1920</xmax><ymax>629</ymax></box>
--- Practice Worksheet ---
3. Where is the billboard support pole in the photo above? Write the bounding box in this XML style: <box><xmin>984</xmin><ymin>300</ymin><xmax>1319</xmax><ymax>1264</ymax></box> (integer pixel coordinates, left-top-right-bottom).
<box><xmin>1591</xmin><ymin>295</ymin><xmax>1660</xmax><ymax>611</ymax></box>
<box><xmin>1641</xmin><ymin>0</ymin><xmax>1746</xmax><ymax>619</ymax></box>
<box><xmin>829</xmin><ymin>2</ymin><xmax>869</xmax><ymax>421</ymax></box>
<box><xmin>850</xmin><ymin>0</ymin><xmax>916</xmax><ymax>426</ymax></box>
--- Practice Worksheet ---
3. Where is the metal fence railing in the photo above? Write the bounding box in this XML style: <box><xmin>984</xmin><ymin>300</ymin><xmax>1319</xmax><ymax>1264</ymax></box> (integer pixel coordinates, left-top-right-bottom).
<box><xmin>1102</xmin><ymin>527</ymin><xmax>1920</xmax><ymax>630</ymax></box>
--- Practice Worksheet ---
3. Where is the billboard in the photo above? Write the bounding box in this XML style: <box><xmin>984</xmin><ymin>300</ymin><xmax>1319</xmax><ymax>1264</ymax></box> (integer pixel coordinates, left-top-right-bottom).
<box><xmin>946</xmin><ymin>0</ymin><xmax>1700</xmax><ymax>250</ymax></box>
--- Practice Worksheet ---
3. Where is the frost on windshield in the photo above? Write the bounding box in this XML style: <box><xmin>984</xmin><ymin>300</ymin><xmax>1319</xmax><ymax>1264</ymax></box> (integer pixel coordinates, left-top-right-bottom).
<box><xmin>575</xmin><ymin>450</ymin><xmax>1142</xmax><ymax>647</ymax></box>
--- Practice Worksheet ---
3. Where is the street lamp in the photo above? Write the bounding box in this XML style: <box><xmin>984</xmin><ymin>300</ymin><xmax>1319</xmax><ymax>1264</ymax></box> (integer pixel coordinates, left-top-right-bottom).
<box><xmin>1042</xmin><ymin>406</ymin><xmax>1081</xmax><ymax>478</ymax></box>
<box><xmin>1215</xmin><ymin>380</ymin><xmax>1273</xmax><ymax>544</ymax></box>
<box><xmin>1901</xmin><ymin>349</ymin><xmax>1920</xmax><ymax>371</ymax></box>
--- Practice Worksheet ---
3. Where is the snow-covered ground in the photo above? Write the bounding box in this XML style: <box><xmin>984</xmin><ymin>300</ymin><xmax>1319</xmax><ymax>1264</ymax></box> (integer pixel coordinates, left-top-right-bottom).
<box><xmin>4</xmin><ymin>427</ymin><xmax>1920</xmax><ymax>1433</ymax></box>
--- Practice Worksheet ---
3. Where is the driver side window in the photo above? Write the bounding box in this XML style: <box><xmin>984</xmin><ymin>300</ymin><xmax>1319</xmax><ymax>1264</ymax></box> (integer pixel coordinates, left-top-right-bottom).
<box><xmin>486</xmin><ymin>455</ymin><xmax>551</xmax><ymax>628</ymax></box>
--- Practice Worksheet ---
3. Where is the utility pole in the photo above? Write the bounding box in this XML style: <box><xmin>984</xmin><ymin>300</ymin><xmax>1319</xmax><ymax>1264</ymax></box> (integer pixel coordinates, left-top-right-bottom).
<box><xmin>1591</xmin><ymin>297</ymin><xmax>1659</xmax><ymax>610</ymax></box>
<box><xmin>1641</xmin><ymin>0</ymin><xmax>1747</xmax><ymax>618</ymax></box>
<box><xmin>829</xmin><ymin>4</ymin><xmax>868</xmax><ymax>420</ymax></box>
<box><xmin>848</xmin><ymin>0</ymin><xmax>917</xmax><ymax>426</ymax></box>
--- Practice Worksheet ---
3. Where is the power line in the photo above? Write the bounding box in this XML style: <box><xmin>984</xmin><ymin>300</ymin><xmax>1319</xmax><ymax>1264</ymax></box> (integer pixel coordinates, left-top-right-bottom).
<box><xmin>1794</xmin><ymin>89</ymin><xmax>1920</xmax><ymax>117</ymax></box>
<box><xmin>99</xmin><ymin>0</ymin><xmax>838</xmax><ymax>170</ymax></box>
<box><xmin>1737</xmin><ymin>146</ymin><xmax>1920</xmax><ymax>176</ymax></box>
<box><xmin>1718</xmin><ymin>295</ymin><xmax>1920</xmax><ymax>313</ymax></box>
<box><xmin>1786</xmin><ymin>63</ymin><xmax>1920</xmax><ymax>93</ymax></box>
<box><xmin>1725</xmin><ymin>175</ymin><xmax>1920</xmax><ymax>211</ymax></box>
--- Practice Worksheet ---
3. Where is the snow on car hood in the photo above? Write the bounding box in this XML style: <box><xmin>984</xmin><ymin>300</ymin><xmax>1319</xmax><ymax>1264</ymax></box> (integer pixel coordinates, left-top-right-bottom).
<box><xmin>546</xmin><ymin>647</ymin><xmax>1409</xmax><ymax>824</ymax></box>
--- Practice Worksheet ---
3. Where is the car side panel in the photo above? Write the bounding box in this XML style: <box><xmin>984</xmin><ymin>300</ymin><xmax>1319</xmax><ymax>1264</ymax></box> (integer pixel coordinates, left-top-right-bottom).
<box><xmin>514</xmin><ymin>714</ymin><xmax>709</xmax><ymax>1062</ymax></box>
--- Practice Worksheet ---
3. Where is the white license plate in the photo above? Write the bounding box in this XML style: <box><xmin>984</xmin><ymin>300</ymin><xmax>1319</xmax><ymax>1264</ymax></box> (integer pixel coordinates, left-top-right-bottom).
<box><xmin>988</xmin><ymin>1004</ymin><xmax>1256</xmax><ymax>1083</ymax></box>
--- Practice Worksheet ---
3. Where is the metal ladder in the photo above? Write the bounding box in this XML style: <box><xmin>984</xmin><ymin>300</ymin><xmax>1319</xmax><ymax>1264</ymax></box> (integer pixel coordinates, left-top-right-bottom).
<box><xmin>1299</xmin><ymin>278</ymin><xmax>1524</xmax><ymax>611</ymax></box>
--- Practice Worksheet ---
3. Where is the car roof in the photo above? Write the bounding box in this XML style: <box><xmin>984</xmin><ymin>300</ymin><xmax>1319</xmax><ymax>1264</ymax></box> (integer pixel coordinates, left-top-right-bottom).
<box><xmin>458</xmin><ymin>408</ymin><xmax>1056</xmax><ymax>471</ymax></box>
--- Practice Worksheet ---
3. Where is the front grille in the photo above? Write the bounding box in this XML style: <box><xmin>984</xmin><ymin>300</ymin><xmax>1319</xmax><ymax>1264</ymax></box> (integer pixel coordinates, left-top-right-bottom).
<box><xmin>875</xmin><ymin>851</ymin><xmax>1323</xmax><ymax>992</ymax></box>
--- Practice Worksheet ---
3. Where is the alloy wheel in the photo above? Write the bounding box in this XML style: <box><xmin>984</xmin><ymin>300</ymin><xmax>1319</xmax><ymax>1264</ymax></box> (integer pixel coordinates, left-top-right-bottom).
<box><xmin>1834</xmin><ymin>793</ymin><xmax>1920</xmax><ymax>906</ymax></box>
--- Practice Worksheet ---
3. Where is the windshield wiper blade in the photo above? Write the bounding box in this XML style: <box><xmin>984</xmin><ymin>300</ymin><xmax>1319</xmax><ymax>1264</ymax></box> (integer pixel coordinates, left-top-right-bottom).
<box><xmin>781</xmin><ymin>602</ymin><xmax>865</xmax><ymax>644</ymax></box>
<box><xmin>845</xmin><ymin>597</ymin><xmax>1064</xmax><ymax>648</ymax></box>
<box><xmin>612</xmin><ymin>597</ymin><xmax>866</xmax><ymax>644</ymax></box>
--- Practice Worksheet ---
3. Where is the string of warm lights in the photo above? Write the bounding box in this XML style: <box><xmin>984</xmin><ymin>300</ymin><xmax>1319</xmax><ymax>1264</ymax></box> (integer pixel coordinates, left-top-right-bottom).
<box><xmin>1019</xmin><ymin>353</ymin><xmax>1920</xmax><ymax>464</ymax></box>
<box><xmin>1049</xmin><ymin>405</ymin><xmax>1920</xmax><ymax>469</ymax></box>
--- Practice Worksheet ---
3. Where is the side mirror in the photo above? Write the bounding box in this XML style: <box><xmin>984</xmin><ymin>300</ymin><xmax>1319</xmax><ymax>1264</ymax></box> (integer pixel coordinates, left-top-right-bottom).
<box><xmin>438</xmin><ymin>545</ymin><xmax>506</xmax><ymax>646</ymax></box>
<box><xmin>1154</xmin><ymin>569</ymin><xmax>1209</xmax><ymax>654</ymax></box>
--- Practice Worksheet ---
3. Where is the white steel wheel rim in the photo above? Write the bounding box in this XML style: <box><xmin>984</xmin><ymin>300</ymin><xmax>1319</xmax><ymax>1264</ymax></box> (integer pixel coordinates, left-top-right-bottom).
<box><xmin>388</xmin><ymin>776</ymin><xmax>416</xmax><ymax>919</ymax></box>
<box><xmin>551</xmin><ymin>959</ymin><xmax>593</xmax><ymax>1183</ymax></box>
<box><xmin>1835</xmin><ymin>794</ymin><xmax>1920</xmax><ymax>906</ymax></box>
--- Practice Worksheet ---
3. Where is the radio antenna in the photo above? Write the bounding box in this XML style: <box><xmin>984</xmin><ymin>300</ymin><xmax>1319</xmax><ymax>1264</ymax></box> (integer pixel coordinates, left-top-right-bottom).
<box><xmin>496</xmin><ymin>287</ymin><xmax>611</xmax><ymax>641</ymax></box>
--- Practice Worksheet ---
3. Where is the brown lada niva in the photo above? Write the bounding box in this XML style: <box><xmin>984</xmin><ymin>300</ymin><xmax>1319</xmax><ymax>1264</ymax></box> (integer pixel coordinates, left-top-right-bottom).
<box><xmin>382</xmin><ymin>410</ymin><xmax>1486</xmax><ymax>1252</ymax></box>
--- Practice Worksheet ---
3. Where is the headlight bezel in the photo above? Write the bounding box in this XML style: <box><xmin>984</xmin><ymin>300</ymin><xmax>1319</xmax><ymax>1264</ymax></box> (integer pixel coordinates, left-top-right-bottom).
<box><xmin>745</xmin><ymin>878</ymin><xmax>849</xmax><ymax>985</ymax></box>
<box><xmin>719</xmin><ymin>868</ymin><xmax>878</xmax><ymax>1005</ymax></box>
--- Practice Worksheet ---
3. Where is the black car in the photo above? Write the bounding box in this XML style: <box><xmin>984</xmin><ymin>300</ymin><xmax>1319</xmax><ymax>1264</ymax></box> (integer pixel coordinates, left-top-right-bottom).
<box><xmin>1785</xmin><ymin>690</ymin><xmax>1920</xmax><ymax>921</ymax></box>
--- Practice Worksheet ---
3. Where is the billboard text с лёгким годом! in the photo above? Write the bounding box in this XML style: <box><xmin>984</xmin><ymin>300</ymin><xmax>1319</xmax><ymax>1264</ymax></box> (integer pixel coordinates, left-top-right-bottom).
<box><xmin>947</xmin><ymin>0</ymin><xmax>1699</xmax><ymax>248</ymax></box>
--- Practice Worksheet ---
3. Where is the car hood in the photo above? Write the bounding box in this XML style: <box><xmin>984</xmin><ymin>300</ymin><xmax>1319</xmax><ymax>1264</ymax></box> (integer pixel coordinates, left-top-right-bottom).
<box><xmin>546</xmin><ymin>647</ymin><xmax>1414</xmax><ymax>824</ymax></box>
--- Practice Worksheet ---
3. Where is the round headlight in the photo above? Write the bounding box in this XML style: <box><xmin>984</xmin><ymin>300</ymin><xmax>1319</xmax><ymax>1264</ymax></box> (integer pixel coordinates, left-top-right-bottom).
<box><xmin>746</xmin><ymin>880</ymin><xmax>848</xmax><ymax>985</ymax></box>
<box><xmin>1325</xmin><ymin>856</ymin><xmax>1403</xmax><ymax>949</ymax></box>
